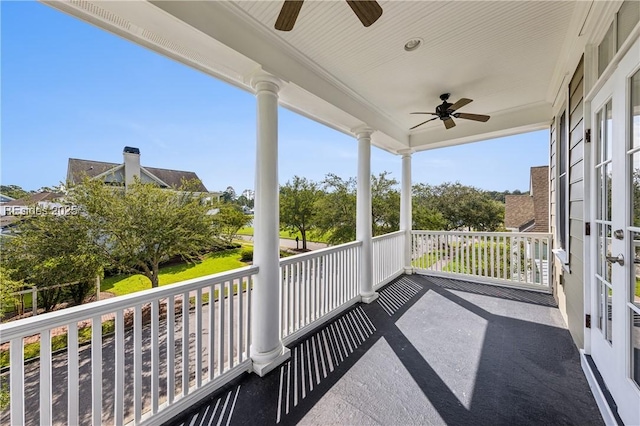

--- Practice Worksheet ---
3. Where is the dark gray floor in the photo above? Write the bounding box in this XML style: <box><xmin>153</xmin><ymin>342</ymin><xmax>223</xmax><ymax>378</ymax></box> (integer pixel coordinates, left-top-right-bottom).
<box><xmin>165</xmin><ymin>275</ymin><xmax>604</xmax><ymax>426</ymax></box>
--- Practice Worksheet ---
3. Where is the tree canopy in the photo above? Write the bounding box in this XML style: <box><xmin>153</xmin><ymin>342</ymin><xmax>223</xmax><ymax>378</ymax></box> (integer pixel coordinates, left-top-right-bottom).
<box><xmin>71</xmin><ymin>178</ymin><xmax>216</xmax><ymax>288</ymax></box>
<box><xmin>280</xmin><ymin>176</ymin><xmax>321</xmax><ymax>250</ymax></box>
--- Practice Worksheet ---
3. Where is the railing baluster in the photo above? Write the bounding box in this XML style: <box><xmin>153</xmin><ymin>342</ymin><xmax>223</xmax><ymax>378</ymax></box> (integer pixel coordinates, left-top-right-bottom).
<box><xmin>238</xmin><ymin>277</ymin><xmax>244</xmax><ymax>363</ymax></box>
<box><xmin>11</xmin><ymin>338</ymin><xmax>25</xmax><ymax>426</ymax></box>
<box><xmin>218</xmin><ymin>283</ymin><xmax>225</xmax><ymax>376</ymax></box>
<box><xmin>195</xmin><ymin>289</ymin><xmax>202</xmax><ymax>387</ymax></box>
<box><xmin>67</xmin><ymin>324</ymin><xmax>79</xmax><ymax>425</ymax></box>
<box><xmin>167</xmin><ymin>296</ymin><xmax>176</xmax><ymax>402</ymax></box>
<box><xmin>208</xmin><ymin>285</ymin><xmax>215</xmax><ymax>381</ymax></box>
<box><xmin>134</xmin><ymin>304</ymin><xmax>142</xmax><ymax>423</ymax></box>
<box><xmin>39</xmin><ymin>330</ymin><xmax>52</xmax><ymax>425</ymax></box>
<box><xmin>151</xmin><ymin>300</ymin><xmax>160</xmax><ymax>413</ymax></box>
<box><xmin>114</xmin><ymin>309</ymin><xmax>124</xmax><ymax>425</ymax></box>
<box><xmin>181</xmin><ymin>292</ymin><xmax>190</xmax><ymax>397</ymax></box>
<box><xmin>92</xmin><ymin>314</ymin><xmax>102</xmax><ymax>425</ymax></box>
<box><xmin>228</xmin><ymin>280</ymin><xmax>234</xmax><ymax>368</ymax></box>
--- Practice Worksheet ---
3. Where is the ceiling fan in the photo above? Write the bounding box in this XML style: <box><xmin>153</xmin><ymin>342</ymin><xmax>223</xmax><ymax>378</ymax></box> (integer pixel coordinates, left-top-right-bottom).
<box><xmin>410</xmin><ymin>94</ymin><xmax>491</xmax><ymax>130</ymax></box>
<box><xmin>275</xmin><ymin>0</ymin><xmax>383</xmax><ymax>31</ymax></box>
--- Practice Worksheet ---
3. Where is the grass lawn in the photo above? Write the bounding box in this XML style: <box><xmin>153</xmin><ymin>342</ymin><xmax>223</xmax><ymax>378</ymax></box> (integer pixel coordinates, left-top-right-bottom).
<box><xmin>101</xmin><ymin>248</ymin><xmax>246</xmax><ymax>297</ymax></box>
<box><xmin>237</xmin><ymin>227</ymin><xmax>329</xmax><ymax>243</ymax></box>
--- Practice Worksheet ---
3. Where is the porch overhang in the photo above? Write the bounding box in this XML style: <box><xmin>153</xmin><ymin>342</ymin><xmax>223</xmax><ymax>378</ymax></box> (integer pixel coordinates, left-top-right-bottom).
<box><xmin>42</xmin><ymin>0</ymin><xmax>595</xmax><ymax>152</ymax></box>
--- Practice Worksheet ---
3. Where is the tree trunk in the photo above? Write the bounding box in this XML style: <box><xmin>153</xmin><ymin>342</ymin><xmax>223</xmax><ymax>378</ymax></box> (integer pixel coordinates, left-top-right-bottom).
<box><xmin>302</xmin><ymin>229</ymin><xmax>307</xmax><ymax>250</ymax></box>
<box><xmin>151</xmin><ymin>262</ymin><xmax>160</xmax><ymax>288</ymax></box>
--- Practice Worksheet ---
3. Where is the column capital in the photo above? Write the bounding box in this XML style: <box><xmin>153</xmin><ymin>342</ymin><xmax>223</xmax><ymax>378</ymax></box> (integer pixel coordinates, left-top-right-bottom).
<box><xmin>398</xmin><ymin>148</ymin><xmax>414</xmax><ymax>157</ymax></box>
<box><xmin>351</xmin><ymin>125</ymin><xmax>375</xmax><ymax>139</ymax></box>
<box><xmin>250</xmin><ymin>71</ymin><xmax>282</xmax><ymax>94</ymax></box>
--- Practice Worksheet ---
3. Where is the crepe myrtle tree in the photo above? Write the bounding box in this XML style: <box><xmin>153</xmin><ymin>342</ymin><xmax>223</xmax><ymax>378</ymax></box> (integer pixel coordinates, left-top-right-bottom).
<box><xmin>72</xmin><ymin>178</ymin><xmax>216</xmax><ymax>288</ymax></box>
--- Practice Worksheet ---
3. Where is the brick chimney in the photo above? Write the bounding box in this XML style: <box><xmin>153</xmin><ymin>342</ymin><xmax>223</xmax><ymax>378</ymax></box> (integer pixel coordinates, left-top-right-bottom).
<box><xmin>123</xmin><ymin>146</ymin><xmax>140</xmax><ymax>188</ymax></box>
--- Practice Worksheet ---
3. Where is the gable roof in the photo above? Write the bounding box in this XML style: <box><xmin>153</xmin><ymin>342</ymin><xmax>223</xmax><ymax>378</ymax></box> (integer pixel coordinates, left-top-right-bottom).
<box><xmin>530</xmin><ymin>166</ymin><xmax>549</xmax><ymax>233</ymax></box>
<box><xmin>67</xmin><ymin>158</ymin><xmax>209</xmax><ymax>192</ymax></box>
<box><xmin>504</xmin><ymin>195</ymin><xmax>535</xmax><ymax>231</ymax></box>
<box><xmin>2</xmin><ymin>192</ymin><xmax>63</xmax><ymax>207</ymax></box>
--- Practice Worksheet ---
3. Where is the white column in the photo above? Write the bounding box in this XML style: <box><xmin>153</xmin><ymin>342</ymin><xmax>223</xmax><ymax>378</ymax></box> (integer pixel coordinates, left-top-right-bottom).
<box><xmin>400</xmin><ymin>150</ymin><xmax>413</xmax><ymax>273</ymax></box>
<box><xmin>250</xmin><ymin>72</ymin><xmax>290</xmax><ymax>376</ymax></box>
<box><xmin>354</xmin><ymin>126</ymin><xmax>378</xmax><ymax>303</ymax></box>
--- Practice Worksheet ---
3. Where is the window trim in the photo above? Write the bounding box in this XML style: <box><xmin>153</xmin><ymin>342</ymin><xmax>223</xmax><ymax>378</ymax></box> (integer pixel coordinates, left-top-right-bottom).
<box><xmin>554</xmin><ymin>98</ymin><xmax>571</xmax><ymax>268</ymax></box>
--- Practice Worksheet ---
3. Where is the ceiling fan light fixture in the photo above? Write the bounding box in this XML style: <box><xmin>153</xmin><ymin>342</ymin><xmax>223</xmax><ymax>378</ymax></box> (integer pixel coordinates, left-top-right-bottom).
<box><xmin>404</xmin><ymin>38</ymin><xmax>423</xmax><ymax>52</ymax></box>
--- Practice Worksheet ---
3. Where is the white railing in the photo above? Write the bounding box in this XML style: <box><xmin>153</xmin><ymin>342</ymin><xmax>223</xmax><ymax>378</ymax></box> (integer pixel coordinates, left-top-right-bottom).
<box><xmin>412</xmin><ymin>231</ymin><xmax>551</xmax><ymax>292</ymax></box>
<box><xmin>0</xmin><ymin>266</ymin><xmax>257</xmax><ymax>426</ymax></box>
<box><xmin>372</xmin><ymin>230</ymin><xmax>405</xmax><ymax>290</ymax></box>
<box><xmin>279</xmin><ymin>241</ymin><xmax>361</xmax><ymax>344</ymax></box>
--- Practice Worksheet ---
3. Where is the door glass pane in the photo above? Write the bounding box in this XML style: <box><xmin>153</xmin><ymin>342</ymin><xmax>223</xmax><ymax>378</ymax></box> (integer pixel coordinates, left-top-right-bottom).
<box><xmin>633</xmin><ymin>232</ymin><xmax>640</xmax><ymax>310</ymax></box>
<box><xmin>632</xmin><ymin>308</ymin><xmax>640</xmax><ymax>387</ymax></box>
<box><xmin>632</xmin><ymin>69</ymin><xmax>640</xmax><ymax>150</ymax></box>
<box><xmin>606</xmin><ymin>225</ymin><xmax>613</xmax><ymax>282</ymax></box>
<box><xmin>606</xmin><ymin>101</ymin><xmax>613</xmax><ymax>161</ymax></box>
<box><xmin>605</xmin><ymin>162</ymin><xmax>613</xmax><ymax>221</ymax></box>
<box><xmin>606</xmin><ymin>285</ymin><xmax>613</xmax><ymax>344</ymax></box>
<box><xmin>633</xmin><ymin>153</ymin><xmax>640</xmax><ymax>227</ymax></box>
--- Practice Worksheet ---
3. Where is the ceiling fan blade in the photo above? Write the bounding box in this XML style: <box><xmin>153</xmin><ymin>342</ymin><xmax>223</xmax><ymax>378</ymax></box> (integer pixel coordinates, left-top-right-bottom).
<box><xmin>455</xmin><ymin>112</ymin><xmax>491</xmax><ymax>122</ymax></box>
<box><xmin>275</xmin><ymin>0</ymin><xmax>304</xmax><ymax>31</ymax></box>
<box><xmin>447</xmin><ymin>98</ymin><xmax>473</xmax><ymax>112</ymax></box>
<box><xmin>410</xmin><ymin>117</ymin><xmax>438</xmax><ymax>130</ymax></box>
<box><xmin>443</xmin><ymin>118</ymin><xmax>456</xmax><ymax>129</ymax></box>
<box><xmin>346</xmin><ymin>1</ymin><xmax>383</xmax><ymax>27</ymax></box>
<box><xmin>410</xmin><ymin>112</ymin><xmax>438</xmax><ymax>115</ymax></box>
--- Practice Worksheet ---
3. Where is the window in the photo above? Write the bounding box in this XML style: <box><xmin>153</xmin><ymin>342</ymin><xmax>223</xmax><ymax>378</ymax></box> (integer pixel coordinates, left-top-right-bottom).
<box><xmin>598</xmin><ymin>1</ymin><xmax>640</xmax><ymax>77</ymax></box>
<box><xmin>557</xmin><ymin>111</ymin><xmax>568</xmax><ymax>257</ymax></box>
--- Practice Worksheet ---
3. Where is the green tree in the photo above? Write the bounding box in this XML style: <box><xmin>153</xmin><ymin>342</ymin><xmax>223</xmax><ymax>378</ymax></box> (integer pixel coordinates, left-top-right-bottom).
<box><xmin>280</xmin><ymin>176</ymin><xmax>321</xmax><ymax>250</ymax></box>
<box><xmin>0</xmin><ymin>265</ymin><xmax>23</xmax><ymax>318</ymax></box>
<box><xmin>316</xmin><ymin>174</ymin><xmax>357</xmax><ymax>244</ymax></box>
<box><xmin>72</xmin><ymin>178</ymin><xmax>215</xmax><ymax>288</ymax></box>
<box><xmin>3</xmin><ymin>211</ymin><xmax>103</xmax><ymax>311</ymax></box>
<box><xmin>413</xmin><ymin>182</ymin><xmax>504</xmax><ymax>231</ymax></box>
<box><xmin>213</xmin><ymin>204</ymin><xmax>251</xmax><ymax>244</ymax></box>
<box><xmin>0</xmin><ymin>184</ymin><xmax>30</xmax><ymax>200</ymax></box>
<box><xmin>371</xmin><ymin>172</ymin><xmax>400</xmax><ymax>236</ymax></box>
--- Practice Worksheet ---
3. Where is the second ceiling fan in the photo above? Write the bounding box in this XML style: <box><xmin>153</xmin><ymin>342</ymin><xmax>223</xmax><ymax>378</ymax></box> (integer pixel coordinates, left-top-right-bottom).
<box><xmin>410</xmin><ymin>94</ymin><xmax>491</xmax><ymax>130</ymax></box>
<box><xmin>275</xmin><ymin>0</ymin><xmax>383</xmax><ymax>31</ymax></box>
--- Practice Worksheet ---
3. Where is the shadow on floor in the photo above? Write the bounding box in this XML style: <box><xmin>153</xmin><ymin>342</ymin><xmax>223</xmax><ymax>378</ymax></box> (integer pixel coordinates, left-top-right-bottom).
<box><xmin>165</xmin><ymin>275</ymin><xmax>603</xmax><ymax>426</ymax></box>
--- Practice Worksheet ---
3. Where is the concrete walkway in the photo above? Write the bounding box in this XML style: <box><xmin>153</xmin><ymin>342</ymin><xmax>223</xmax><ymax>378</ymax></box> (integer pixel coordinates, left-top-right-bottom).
<box><xmin>236</xmin><ymin>235</ymin><xmax>329</xmax><ymax>251</ymax></box>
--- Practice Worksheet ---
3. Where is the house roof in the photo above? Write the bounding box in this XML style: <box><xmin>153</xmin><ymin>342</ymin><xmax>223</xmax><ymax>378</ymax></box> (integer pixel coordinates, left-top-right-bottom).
<box><xmin>67</xmin><ymin>158</ymin><xmax>209</xmax><ymax>192</ymax></box>
<box><xmin>504</xmin><ymin>165</ymin><xmax>549</xmax><ymax>233</ymax></box>
<box><xmin>504</xmin><ymin>195</ymin><xmax>535</xmax><ymax>231</ymax></box>
<box><xmin>45</xmin><ymin>0</ymin><xmax>600</xmax><ymax>153</ymax></box>
<box><xmin>2</xmin><ymin>192</ymin><xmax>63</xmax><ymax>207</ymax></box>
<box><xmin>530</xmin><ymin>166</ymin><xmax>549</xmax><ymax>233</ymax></box>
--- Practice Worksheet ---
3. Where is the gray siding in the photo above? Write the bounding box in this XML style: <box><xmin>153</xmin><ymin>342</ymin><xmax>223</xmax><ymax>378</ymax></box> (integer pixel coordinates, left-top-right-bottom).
<box><xmin>552</xmin><ymin>57</ymin><xmax>585</xmax><ymax>349</ymax></box>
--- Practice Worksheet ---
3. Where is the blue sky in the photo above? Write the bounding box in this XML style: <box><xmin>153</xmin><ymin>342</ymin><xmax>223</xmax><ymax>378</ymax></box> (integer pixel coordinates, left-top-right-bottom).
<box><xmin>1</xmin><ymin>2</ymin><xmax>548</xmax><ymax>194</ymax></box>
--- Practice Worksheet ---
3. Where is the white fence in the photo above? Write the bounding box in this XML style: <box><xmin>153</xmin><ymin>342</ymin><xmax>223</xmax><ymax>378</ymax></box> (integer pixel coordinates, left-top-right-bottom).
<box><xmin>0</xmin><ymin>266</ymin><xmax>257</xmax><ymax>426</ymax></box>
<box><xmin>372</xmin><ymin>230</ymin><xmax>405</xmax><ymax>290</ymax></box>
<box><xmin>412</xmin><ymin>231</ymin><xmax>551</xmax><ymax>292</ymax></box>
<box><xmin>280</xmin><ymin>241</ymin><xmax>362</xmax><ymax>344</ymax></box>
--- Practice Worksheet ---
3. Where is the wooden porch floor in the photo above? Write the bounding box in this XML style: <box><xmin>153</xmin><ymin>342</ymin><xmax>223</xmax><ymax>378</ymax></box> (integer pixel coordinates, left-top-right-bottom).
<box><xmin>164</xmin><ymin>275</ymin><xmax>603</xmax><ymax>426</ymax></box>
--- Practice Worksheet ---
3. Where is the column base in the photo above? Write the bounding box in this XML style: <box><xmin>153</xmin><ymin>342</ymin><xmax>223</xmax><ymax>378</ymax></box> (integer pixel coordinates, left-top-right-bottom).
<box><xmin>361</xmin><ymin>292</ymin><xmax>379</xmax><ymax>304</ymax></box>
<box><xmin>252</xmin><ymin>346</ymin><xmax>291</xmax><ymax>377</ymax></box>
<box><xmin>403</xmin><ymin>266</ymin><xmax>414</xmax><ymax>275</ymax></box>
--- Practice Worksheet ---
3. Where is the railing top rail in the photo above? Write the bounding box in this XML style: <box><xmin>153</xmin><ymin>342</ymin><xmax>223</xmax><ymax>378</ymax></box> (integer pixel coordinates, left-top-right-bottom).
<box><xmin>0</xmin><ymin>265</ymin><xmax>259</xmax><ymax>341</ymax></box>
<box><xmin>411</xmin><ymin>230</ymin><xmax>552</xmax><ymax>238</ymax></box>
<box><xmin>279</xmin><ymin>240</ymin><xmax>362</xmax><ymax>266</ymax></box>
<box><xmin>372</xmin><ymin>230</ymin><xmax>405</xmax><ymax>242</ymax></box>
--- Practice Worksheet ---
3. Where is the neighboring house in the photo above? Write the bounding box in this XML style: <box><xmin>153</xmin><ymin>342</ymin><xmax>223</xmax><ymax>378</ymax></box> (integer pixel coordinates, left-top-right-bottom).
<box><xmin>0</xmin><ymin>192</ymin><xmax>67</xmax><ymax>236</ymax></box>
<box><xmin>0</xmin><ymin>192</ymin><xmax>65</xmax><ymax>217</ymax></box>
<box><xmin>67</xmin><ymin>146</ymin><xmax>220</xmax><ymax>199</ymax></box>
<box><xmin>505</xmin><ymin>166</ymin><xmax>549</xmax><ymax>232</ymax></box>
<box><xmin>0</xmin><ymin>193</ymin><xmax>15</xmax><ymax>204</ymax></box>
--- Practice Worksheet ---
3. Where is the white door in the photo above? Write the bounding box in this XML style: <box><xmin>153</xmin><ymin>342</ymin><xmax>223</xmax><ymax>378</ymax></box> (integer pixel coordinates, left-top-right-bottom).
<box><xmin>590</xmin><ymin>37</ymin><xmax>640</xmax><ymax>425</ymax></box>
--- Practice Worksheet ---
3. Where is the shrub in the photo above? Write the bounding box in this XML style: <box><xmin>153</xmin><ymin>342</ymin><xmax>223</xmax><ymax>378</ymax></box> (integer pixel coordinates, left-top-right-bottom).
<box><xmin>240</xmin><ymin>248</ymin><xmax>253</xmax><ymax>262</ymax></box>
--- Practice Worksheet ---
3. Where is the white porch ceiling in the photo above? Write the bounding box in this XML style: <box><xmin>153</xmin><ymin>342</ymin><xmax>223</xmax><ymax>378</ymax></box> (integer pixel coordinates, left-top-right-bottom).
<box><xmin>45</xmin><ymin>0</ymin><xmax>588</xmax><ymax>154</ymax></box>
